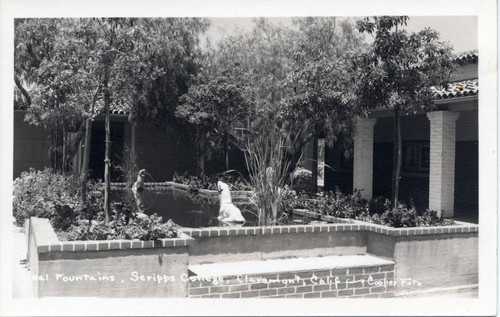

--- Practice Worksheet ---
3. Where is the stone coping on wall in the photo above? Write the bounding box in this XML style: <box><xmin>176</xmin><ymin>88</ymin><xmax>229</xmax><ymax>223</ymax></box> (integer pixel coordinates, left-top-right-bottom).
<box><xmin>109</xmin><ymin>181</ymin><xmax>254</xmax><ymax>197</ymax></box>
<box><xmin>181</xmin><ymin>222</ymin><xmax>366</xmax><ymax>238</ymax></box>
<box><xmin>189</xmin><ymin>254</ymin><xmax>395</xmax><ymax>278</ymax></box>
<box><xmin>109</xmin><ymin>182</ymin><xmax>170</xmax><ymax>187</ymax></box>
<box><xmin>29</xmin><ymin>217</ymin><xmax>193</xmax><ymax>254</ymax></box>
<box><xmin>168</xmin><ymin>182</ymin><xmax>254</xmax><ymax>196</ymax></box>
<box><xmin>352</xmin><ymin>219</ymin><xmax>478</xmax><ymax>236</ymax></box>
<box><xmin>30</xmin><ymin>212</ymin><xmax>478</xmax><ymax>254</ymax></box>
<box><xmin>180</xmin><ymin>216</ymin><xmax>478</xmax><ymax>238</ymax></box>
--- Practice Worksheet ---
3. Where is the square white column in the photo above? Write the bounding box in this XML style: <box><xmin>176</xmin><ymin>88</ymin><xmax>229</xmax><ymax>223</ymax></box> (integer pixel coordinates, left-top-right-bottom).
<box><xmin>353</xmin><ymin>118</ymin><xmax>377</xmax><ymax>199</ymax></box>
<box><xmin>427</xmin><ymin>111</ymin><xmax>460</xmax><ymax>217</ymax></box>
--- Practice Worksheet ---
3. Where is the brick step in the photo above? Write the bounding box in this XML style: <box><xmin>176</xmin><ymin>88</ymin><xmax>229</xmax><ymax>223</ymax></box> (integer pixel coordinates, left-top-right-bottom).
<box><xmin>188</xmin><ymin>255</ymin><xmax>396</xmax><ymax>298</ymax></box>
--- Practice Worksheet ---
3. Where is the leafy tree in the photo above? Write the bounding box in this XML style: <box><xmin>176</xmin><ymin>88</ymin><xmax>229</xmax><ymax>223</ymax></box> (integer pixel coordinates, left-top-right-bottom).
<box><xmin>176</xmin><ymin>66</ymin><xmax>251</xmax><ymax>173</ymax></box>
<box><xmin>280</xmin><ymin>17</ymin><xmax>365</xmax><ymax>193</ymax></box>
<box><xmin>213</xmin><ymin>18</ymin><xmax>296</xmax><ymax>108</ymax></box>
<box><xmin>82</xmin><ymin>18</ymin><xmax>209</xmax><ymax>221</ymax></box>
<box><xmin>14</xmin><ymin>19</ymin><xmax>99</xmax><ymax>173</ymax></box>
<box><xmin>130</xmin><ymin>18</ymin><xmax>210</xmax><ymax>130</ymax></box>
<box><xmin>176</xmin><ymin>18</ymin><xmax>295</xmax><ymax>174</ymax></box>
<box><xmin>355</xmin><ymin>16</ymin><xmax>455</xmax><ymax>208</ymax></box>
<box><xmin>15</xmin><ymin>18</ymin><xmax>209</xmax><ymax>220</ymax></box>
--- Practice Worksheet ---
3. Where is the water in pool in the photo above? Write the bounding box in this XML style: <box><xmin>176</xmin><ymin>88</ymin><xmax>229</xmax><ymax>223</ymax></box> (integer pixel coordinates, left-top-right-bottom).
<box><xmin>111</xmin><ymin>187</ymin><xmax>259</xmax><ymax>228</ymax></box>
<box><xmin>111</xmin><ymin>187</ymin><xmax>310</xmax><ymax>228</ymax></box>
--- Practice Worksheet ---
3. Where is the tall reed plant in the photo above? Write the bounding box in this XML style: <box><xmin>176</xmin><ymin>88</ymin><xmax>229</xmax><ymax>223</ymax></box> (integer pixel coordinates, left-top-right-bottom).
<box><xmin>236</xmin><ymin>119</ymin><xmax>299</xmax><ymax>226</ymax></box>
<box><xmin>116</xmin><ymin>145</ymin><xmax>140</xmax><ymax>189</ymax></box>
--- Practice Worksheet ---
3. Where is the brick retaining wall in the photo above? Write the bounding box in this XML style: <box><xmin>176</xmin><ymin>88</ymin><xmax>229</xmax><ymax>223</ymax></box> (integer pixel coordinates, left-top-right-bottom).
<box><xmin>26</xmin><ymin>215</ymin><xmax>478</xmax><ymax>298</ymax></box>
<box><xmin>183</xmin><ymin>223</ymin><xmax>367</xmax><ymax>264</ymax></box>
<box><xmin>188</xmin><ymin>261</ymin><xmax>395</xmax><ymax>298</ymax></box>
<box><xmin>27</xmin><ymin>217</ymin><xmax>193</xmax><ymax>298</ymax></box>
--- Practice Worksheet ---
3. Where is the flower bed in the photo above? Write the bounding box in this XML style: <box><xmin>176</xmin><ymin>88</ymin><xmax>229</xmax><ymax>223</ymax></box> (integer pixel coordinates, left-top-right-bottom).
<box><xmin>284</xmin><ymin>188</ymin><xmax>455</xmax><ymax>228</ymax></box>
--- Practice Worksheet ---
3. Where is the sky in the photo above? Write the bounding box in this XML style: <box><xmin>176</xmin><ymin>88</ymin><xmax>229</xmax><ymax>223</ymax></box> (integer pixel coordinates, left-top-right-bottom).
<box><xmin>203</xmin><ymin>16</ymin><xmax>477</xmax><ymax>54</ymax></box>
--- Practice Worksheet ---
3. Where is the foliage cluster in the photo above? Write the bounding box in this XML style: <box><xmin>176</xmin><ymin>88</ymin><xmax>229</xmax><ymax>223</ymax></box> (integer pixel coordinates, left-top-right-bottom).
<box><xmin>359</xmin><ymin>198</ymin><xmax>455</xmax><ymax>228</ymax></box>
<box><xmin>291</xmin><ymin>167</ymin><xmax>313</xmax><ymax>194</ymax></box>
<box><xmin>66</xmin><ymin>204</ymin><xmax>179</xmax><ymax>241</ymax></box>
<box><xmin>286</xmin><ymin>188</ymin><xmax>369</xmax><ymax>220</ymax></box>
<box><xmin>283</xmin><ymin>188</ymin><xmax>455</xmax><ymax>228</ymax></box>
<box><xmin>15</xmin><ymin>18</ymin><xmax>210</xmax><ymax>173</ymax></box>
<box><xmin>13</xmin><ymin>168</ymin><xmax>82</xmax><ymax>228</ymax></box>
<box><xmin>13</xmin><ymin>168</ymin><xmax>180</xmax><ymax>240</ymax></box>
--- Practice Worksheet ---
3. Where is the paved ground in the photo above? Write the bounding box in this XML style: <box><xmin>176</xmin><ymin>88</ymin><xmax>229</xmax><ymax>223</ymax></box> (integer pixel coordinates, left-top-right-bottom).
<box><xmin>12</xmin><ymin>224</ymin><xmax>33</xmax><ymax>298</ymax></box>
<box><xmin>190</xmin><ymin>254</ymin><xmax>395</xmax><ymax>277</ymax></box>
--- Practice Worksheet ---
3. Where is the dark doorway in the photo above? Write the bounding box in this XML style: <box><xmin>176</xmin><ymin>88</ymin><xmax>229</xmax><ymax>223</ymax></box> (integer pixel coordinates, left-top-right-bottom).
<box><xmin>89</xmin><ymin>120</ymin><xmax>125</xmax><ymax>182</ymax></box>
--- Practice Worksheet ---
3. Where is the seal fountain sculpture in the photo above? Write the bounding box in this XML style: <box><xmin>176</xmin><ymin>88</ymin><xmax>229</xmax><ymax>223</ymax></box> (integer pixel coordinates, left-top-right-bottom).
<box><xmin>132</xmin><ymin>169</ymin><xmax>146</xmax><ymax>191</ymax></box>
<box><xmin>132</xmin><ymin>169</ymin><xmax>147</xmax><ymax>218</ymax></box>
<box><xmin>217</xmin><ymin>180</ymin><xmax>246</xmax><ymax>227</ymax></box>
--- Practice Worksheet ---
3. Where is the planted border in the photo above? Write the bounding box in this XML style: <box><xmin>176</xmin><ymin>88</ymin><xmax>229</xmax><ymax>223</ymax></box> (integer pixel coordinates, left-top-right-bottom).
<box><xmin>27</xmin><ymin>217</ymin><xmax>193</xmax><ymax>298</ymax></box>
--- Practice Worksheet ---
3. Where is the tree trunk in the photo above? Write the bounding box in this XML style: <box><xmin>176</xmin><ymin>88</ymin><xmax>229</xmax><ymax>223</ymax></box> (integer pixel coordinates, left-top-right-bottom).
<box><xmin>103</xmin><ymin>67</ymin><xmax>111</xmax><ymax>223</ymax></box>
<box><xmin>391</xmin><ymin>107</ymin><xmax>402</xmax><ymax>209</ymax></box>
<box><xmin>224</xmin><ymin>130</ymin><xmax>229</xmax><ymax>171</ymax></box>
<box><xmin>195</xmin><ymin>132</ymin><xmax>200</xmax><ymax>176</ymax></box>
<box><xmin>50</xmin><ymin>122</ymin><xmax>60</xmax><ymax>171</ymax></box>
<box><xmin>284</xmin><ymin>133</ymin><xmax>312</xmax><ymax>186</ymax></box>
<box><xmin>311</xmin><ymin>132</ymin><xmax>319</xmax><ymax>194</ymax></box>
<box><xmin>14</xmin><ymin>75</ymin><xmax>32</xmax><ymax>106</ymax></box>
<box><xmin>196</xmin><ymin>133</ymin><xmax>206</xmax><ymax>177</ymax></box>
<box><xmin>80</xmin><ymin>118</ymin><xmax>92</xmax><ymax>203</ymax></box>
<box><xmin>62</xmin><ymin>126</ymin><xmax>67</xmax><ymax>174</ymax></box>
<box><xmin>199</xmin><ymin>147</ymin><xmax>205</xmax><ymax>176</ymax></box>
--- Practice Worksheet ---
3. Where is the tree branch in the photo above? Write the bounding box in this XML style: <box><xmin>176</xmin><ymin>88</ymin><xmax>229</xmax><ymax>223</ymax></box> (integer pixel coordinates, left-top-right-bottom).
<box><xmin>14</xmin><ymin>75</ymin><xmax>31</xmax><ymax>106</ymax></box>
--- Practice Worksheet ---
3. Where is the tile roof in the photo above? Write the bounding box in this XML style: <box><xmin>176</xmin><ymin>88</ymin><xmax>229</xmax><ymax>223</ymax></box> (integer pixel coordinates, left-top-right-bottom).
<box><xmin>431</xmin><ymin>79</ymin><xmax>478</xmax><ymax>100</ymax></box>
<box><xmin>454</xmin><ymin>50</ymin><xmax>478</xmax><ymax>64</ymax></box>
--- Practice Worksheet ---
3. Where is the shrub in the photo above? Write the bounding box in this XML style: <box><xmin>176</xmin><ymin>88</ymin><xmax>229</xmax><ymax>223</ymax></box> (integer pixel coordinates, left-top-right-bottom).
<box><xmin>285</xmin><ymin>188</ymin><xmax>369</xmax><ymax>220</ymax></box>
<box><xmin>66</xmin><ymin>201</ymin><xmax>179</xmax><ymax>241</ymax></box>
<box><xmin>325</xmin><ymin>189</ymin><xmax>369</xmax><ymax>219</ymax></box>
<box><xmin>357</xmin><ymin>200</ymin><xmax>454</xmax><ymax>228</ymax></box>
<box><xmin>369</xmin><ymin>196</ymin><xmax>390</xmax><ymax>215</ymax></box>
<box><xmin>291</xmin><ymin>168</ymin><xmax>312</xmax><ymax>194</ymax></box>
<box><xmin>13</xmin><ymin>168</ymin><xmax>81</xmax><ymax>228</ymax></box>
<box><xmin>283</xmin><ymin>186</ymin><xmax>454</xmax><ymax>228</ymax></box>
<box><xmin>415</xmin><ymin>209</ymin><xmax>455</xmax><ymax>227</ymax></box>
<box><xmin>280</xmin><ymin>187</ymin><xmax>298</xmax><ymax>215</ymax></box>
<box><xmin>375</xmin><ymin>201</ymin><xmax>419</xmax><ymax>228</ymax></box>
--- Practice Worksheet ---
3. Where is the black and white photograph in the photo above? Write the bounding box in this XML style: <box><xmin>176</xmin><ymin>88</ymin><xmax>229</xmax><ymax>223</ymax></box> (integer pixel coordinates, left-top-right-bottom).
<box><xmin>0</xmin><ymin>0</ymin><xmax>497</xmax><ymax>315</ymax></box>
